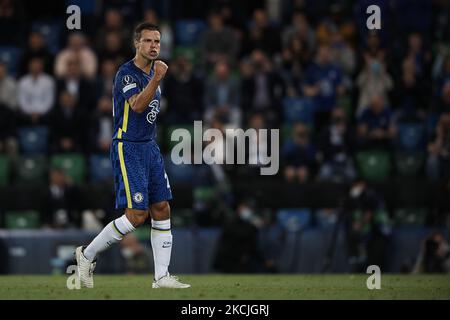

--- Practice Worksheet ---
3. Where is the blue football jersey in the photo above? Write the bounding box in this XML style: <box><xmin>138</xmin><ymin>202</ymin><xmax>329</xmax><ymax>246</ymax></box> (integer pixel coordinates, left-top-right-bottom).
<box><xmin>112</xmin><ymin>59</ymin><xmax>161</xmax><ymax>142</ymax></box>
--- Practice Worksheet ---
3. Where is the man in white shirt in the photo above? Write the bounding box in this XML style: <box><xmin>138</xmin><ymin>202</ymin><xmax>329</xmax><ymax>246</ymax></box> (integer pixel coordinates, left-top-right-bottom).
<box><xmin>17</xmin><ymin>57</ymin><xmax>55</xmax><ymax>125</ymax></box>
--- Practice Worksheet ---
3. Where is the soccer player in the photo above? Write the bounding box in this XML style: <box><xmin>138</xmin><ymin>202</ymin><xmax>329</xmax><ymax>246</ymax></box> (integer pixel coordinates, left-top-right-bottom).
<box><xmin>75</xmin><ymin>23</ymin><xmax>190</xmax><ymax>289</ymax></box>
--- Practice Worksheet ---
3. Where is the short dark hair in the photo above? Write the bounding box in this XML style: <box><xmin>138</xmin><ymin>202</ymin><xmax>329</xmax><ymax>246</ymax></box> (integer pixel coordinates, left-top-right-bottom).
<box><xmin>134</xmin><ymin>22</ymin><xmax>160</xmax><ymax>41</ymax></box>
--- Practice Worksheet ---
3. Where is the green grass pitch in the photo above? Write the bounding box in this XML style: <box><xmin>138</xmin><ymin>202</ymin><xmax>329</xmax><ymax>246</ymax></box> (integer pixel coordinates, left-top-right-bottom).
<box><xmin>0</xmin><ymin>274</ymin><xmax>449</xmax><ymax>300</ymax></box>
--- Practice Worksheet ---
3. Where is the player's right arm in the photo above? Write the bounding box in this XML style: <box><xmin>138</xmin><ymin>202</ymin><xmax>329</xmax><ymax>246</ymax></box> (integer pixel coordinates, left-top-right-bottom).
<box><xmin>127</xmin><ymin>60</ymin><xmax>168</xmax><ymax>113</ymax></box>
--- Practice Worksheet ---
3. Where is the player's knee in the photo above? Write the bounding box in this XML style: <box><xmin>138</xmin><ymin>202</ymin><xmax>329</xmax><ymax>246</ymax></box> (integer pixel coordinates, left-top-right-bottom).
<box><xmin>125</xmin><ymin>209</ymin><xmax>149</xmax><ymax>228</ymax></box>
<box><xmin>150</xmin><ymin>201</ymin><xmax>170</xmax><ymax>221</ymax></box>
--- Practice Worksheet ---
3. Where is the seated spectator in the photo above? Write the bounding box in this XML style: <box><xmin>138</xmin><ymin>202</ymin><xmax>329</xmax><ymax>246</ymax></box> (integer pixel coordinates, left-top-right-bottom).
<box><xmin>356</xmin><ymin>56</ymin><xmax>393</xmax><ymax>115</ymax></box>
<box><xmin>427</xmin><ymin>113</ymin><xmax>450</xmax><ymax>181</ymax></box>
<box><xmin>56</xmin><ymin>55</ymin><xmax>96</xmax><ymax>111</ymax></box>
<box><xmin>434</xmin><ymin>82</ymin><xmax>450</xmax><ymax>114</ymax></box>
<box><xmin>357</xmin><ymin>95</ymin><xmax>396</xmax><ymax>150</ymax></box>
<box><xmin>163</xmin><ymin>55</ymin><xmax>204</xmax><ymax>124</ymax></box>
<box><xmin>97</xmin><ymin>30</ymin><xmax>131</xmax><ymax>66</ymax></box>
<box><xmin>88</xmin><ymin>95</ymin><xmax>113</xmax><ymax>154</ymax></box>
<box><xmin>0</xmin><ymin>61</ymin><xmax>17</xmax><ymax>152</ymax></box>
<box><xmin>392</xmin><ymin>55</ymin><xmax>428</xmax><ymax>122</ymax></box>
<box><xmin>303</xmin><ymin>44</ymin><xmax>345</xmax><ymax>130</ymax></box>
<box><xmin>329</xmin><ymin>29</ymin><xmax>356</xmax><ymax>76</ymax></box>
<box><xmin>17</xmin><ymin>57</ymin><xmax>55</xmax><ymax>126</ymax></box>
<box><xmin>317</xmin><ymin>107</ymin><xmax>356</xmax><ymax>183</ymax></box>
<box><xmin>240</xmin><ymin>50</ymin><xmax>284</xmax><ymax>126</ymax></box>
<box><xmin>241</xmin><ymin>9</ymin><xmax>281</xmax><ymax>58</ymax></box>
<box><xmin>42</xmin><ymin>168</ymin><xmax>80</xmax><ymax>228</ymax></box>
<box><xmin>200</xmin><ymin>10</ymin><xmax>239</xmax><ymax>72</ymax></box>
<box><xmin>213</xmin><ymin>199</ymin><xmax>272</xmax><ymax>273</ymax></box>
<box><xmin>143</xmin><ymin>9</ymin><xmax>173</xmax><ymax>61</ymax></box>
<box><xmin>19</xmin><ymin>31</ymin><xmax>54</xmax><ymax>76</ymax></box>
<box><xmin>95</xmin><ymin>59</ymin><xmax>118</xmax><ymax>100</ymax></box>
<box><xmin>120</xmin><ymin>233</ymin><xmax>152</xmax><ymax>275</ymax></box>
<box><xmin>204</xmin><ymin>60</ymin><xmax>241</xmax><ymax>129</ymax></box>
<box><xmin>345</xmin><ymin>178</ymin><xmax>391</xmax><ymax>273</ymax></box>
<box><xmin>96</xmin><ymin>8</ymin><xmax>131</xmax><ymax>57</ymax></box>
<box><xmin>50</xmin><ymin>91</ymin><xmax>87</xmax><ymax>153</ymax></box>
<box><xmin>283</xmin><ymin>122</ymin><xmax>316</xmax><ymax>183</ymax></box>
<box><xmin>54</xmin><ymin>32</ymin><xmax>98</xmax><ymax>80</ymax></box>
<box><xmin>412</xmin><ymin>231</ymin><xmax>450</xmax><ymax>273</ymax></box>
<box><xmin>282</xmin><ymin>10</ymin><xmax>316</xmax><ymax>55</ymax></box>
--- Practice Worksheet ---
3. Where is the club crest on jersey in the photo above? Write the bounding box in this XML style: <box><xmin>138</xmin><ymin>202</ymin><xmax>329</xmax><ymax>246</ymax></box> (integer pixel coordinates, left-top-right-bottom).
<box><xmin>146</xmin><ymin>99</ymin><xmax>160</xmax><ymax>124</ymax></box>
<box><xmin>133</xmin><ymin>192</ymin><xmax>144</xmax><ymax>203</ymax></box>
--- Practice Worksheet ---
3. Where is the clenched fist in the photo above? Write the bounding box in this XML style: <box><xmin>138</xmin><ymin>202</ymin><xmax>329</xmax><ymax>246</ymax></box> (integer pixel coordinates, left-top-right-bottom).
<box><xmin>153</xmin><ymin>60</ymin><xmax>168</xmax><ymax>81</ymax></box>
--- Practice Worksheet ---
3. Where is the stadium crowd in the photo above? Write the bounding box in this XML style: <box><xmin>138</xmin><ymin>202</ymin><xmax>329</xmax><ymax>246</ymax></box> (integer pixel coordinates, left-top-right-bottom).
<box><xmin>0</xmin><ymin>0</ymin><xmax>450</xmax><ymax>272</ymax></box>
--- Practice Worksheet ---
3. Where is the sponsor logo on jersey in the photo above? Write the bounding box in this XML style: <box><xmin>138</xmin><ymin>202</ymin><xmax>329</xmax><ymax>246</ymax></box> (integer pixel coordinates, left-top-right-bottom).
<box><xmin>146</xmin><ymin>99</ymin><xmax>160</xmax><ymax>124</ymax></box>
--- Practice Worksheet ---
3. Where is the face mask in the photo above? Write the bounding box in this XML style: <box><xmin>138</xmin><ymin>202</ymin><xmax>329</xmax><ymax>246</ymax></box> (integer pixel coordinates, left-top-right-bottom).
<box><xmin>121</xmin><ymin>248</ymin><xmax>134</xmax><ymax>259</ymax></box>
<box><xmin>239</xmin><ymin>208</ymin><xmax>253</xmax><ymax>221</ymax></box>
<box><xmin>350</xmin><ymin>185</ymin><xmax>364</xmax><ymax>198</ymax></box>
<box><xmin>371</xmin><ymin>61</ymin><xmax>381</xmax><ymax>74</ymax></box>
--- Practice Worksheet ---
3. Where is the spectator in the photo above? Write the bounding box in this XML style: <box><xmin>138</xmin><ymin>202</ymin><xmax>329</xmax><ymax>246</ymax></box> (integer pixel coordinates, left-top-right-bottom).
<box><xmin>317</xmin><ymin>107</ymin><xmax>356</xmax><ymax>183</ymax></box>
<box><xmin>50</xmin><ymin>91</ymin><xmax>87</xmax><ymax>153</ymax></box>
<box><xmin>163</xmin><ymin>55</ymin><xmax>204</xmax><ymax>124</ymax></box>
<box><xmin>55</xmin><ymin>55</ymin><xmax>96</xmax><ymax>111</ymax></box>
<box><xmin>345</xmin><ymin>178</ymin><xmax>392</xmax><ymax>273</ymax></box>
<box><xmin>392</xmin><ymin>55</ymin><xmax>428</xmax><ymax>122</ymax></box>
<box><xmin>42</xmin><ymin>168</ymin><xmax>80</xmax><ymax>228</ymax></box>
<box><xmin>241</xmin><ymin>9</ymin><xmax>281</xmax><ymax>58</ymax></box>
<box><xmin>0</xmin><ymin>61</ymin><xmax>17</xmax><ymax>152</ymax></box>
<box><xmin>240</xmin><ymin>50</ymin><xmax>284</xmax><ymax>125</ymax></box>
<box><xmin>303</xmin><ymin>44</ymin><xmax>345</xmax><ymax>130</ymax></box>
<box><xmin>88</xmin><ymin>95</ymin><xmax>113</xmax><ymax>154</ymax></box>
<box><xmin>19</xmin><ymin>31</ymin><xmax>54</xmax><ymax>76</ymax></box>
<box><xmin>199</xmin><ymin>11</ymin><xmax>239</xmax><ymax>72</ymax></box>
<box><xmin>0</xmin><ymin>0</ymin><xmax>26</xmax><ymax>46</ymax></box>
<box><xmin>97</xmin><ymin>30</ymin><xmax>131</xmax><ymax>66</ymax></box>
<box><xmin>213</xmin><ymin>199</ymin><xmax>270</xmax><ymax>273</ymax></box>
<box><xmin>413</xmin><ymin>231</ymin><xmax>450</xmax><ymax>274</ymax></box>
<box><xmin>204</xmin><ymin>60</ymin><xmax>241</xmax><ymax>128</ymax></box>
<box><xmin>357</xmin><ymin>95</ymin><xmax>396</xmax><ymax>150</ymax></box>
<box><xmin>282</xmin><ymin>10</ymin><xmax>316</xmax><ymax>54</ymax></box>
<box><xmin>120</xmin><ymin>233</ymin><xmax>152</xmax><ymax>275</ymax></box>
<box><xmin>283</xmin><ymin>122</ymin><xmax>316</xmax><ymax>183</ymax></box>
<box><xmin>17</xmin><ymin>57</ymin><xmax>55</xmax><ymax>126</ymax></box>
<box><xmin>434</xmin><ymin>82</ymin><xmax>450</xmax><ymax>115</ymax></box>
<box><xmin>95</xmin><ymin>59</ymin><xmax>118</xmax><ymax>100</ymax></box>
<box><xmin>329</xmin><ymin>29</ymin><xmax>356</xmax><ymax>76</ymax></box>
<box><xmin>54</xmin><ymin>32</ymin><xmax>98</xmax><ymax>79</ymax></box>
<box><xmin>143</xmin><ymin>9</ymin><xmax>173</xmax><ymax>60</ymax></box>
<box><xmin>96</xmin><ymin>8</ymin><xmax>131</xmax><ymax>55</ymax></box>
<box><xmin>427</xmin><ymin>113</ymin><xmax>450</xmax><ymax>181</ymax></box>
<box><xmin>356</xmin><ymin>56</ymin><xmax>393</xmax><ymax>115</ymax></box>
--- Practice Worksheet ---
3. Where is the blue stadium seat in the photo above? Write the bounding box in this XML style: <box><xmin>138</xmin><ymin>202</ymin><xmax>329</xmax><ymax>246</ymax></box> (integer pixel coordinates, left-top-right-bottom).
<box><xmin>18</xmin><ymin>126</ymin><xmax>49</xmax><ymax>155</ymax></box>
<box><xmin>396</xmin><ymin>123</ymin><xmax>425</xmax><ymax>151</ymax></box>
<box><xmin>0</xmin><ymin>46</ymin><xmax>22</xmax><ymax>77</ymax></box>
<box><xmin>89</xmin><ymin>154</ymin><xmax>113</xmax><ymax>183</ymax></box>
<box><xmin>282</xmin><ymin>97</ymin><xmax>314</xmax><ymax>125</ymax></box>
<box><xmin>175</xmin><ymin>20</ymin><xmax>206</xmax><ymax>45</ymax></box>
<box><xmin>32</xmin><ymin>21</ymin><xmax>62</xmax><ymax>55</ymax></box>
<box><xmin>277</xmin><ymin>208</ymin><xmax>311</xmax><ymax>232</ymax></box>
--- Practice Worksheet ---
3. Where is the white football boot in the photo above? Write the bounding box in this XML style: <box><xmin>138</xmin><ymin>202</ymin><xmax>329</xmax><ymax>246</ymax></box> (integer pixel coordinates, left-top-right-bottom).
<box><xmin>152</xmin><ymin>274</ymin><xmax>191</xmax><ymax>289</ymax></box>
<box><xmin>75</xmin><ymin>246</ymin><xmax>96</xmax><ymax>288</ymax></box>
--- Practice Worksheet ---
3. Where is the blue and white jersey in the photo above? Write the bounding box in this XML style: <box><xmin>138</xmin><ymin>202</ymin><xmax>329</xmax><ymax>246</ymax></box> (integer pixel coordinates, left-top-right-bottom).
<box><xmin>112</xmin><ymin>59</ymin><xmax>161</xmax><ymax>142</ymax></box>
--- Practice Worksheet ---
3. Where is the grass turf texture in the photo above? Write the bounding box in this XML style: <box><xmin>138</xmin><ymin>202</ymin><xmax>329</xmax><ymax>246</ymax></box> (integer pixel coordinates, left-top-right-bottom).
<box><xmin>0</xmin><ymin>274</ymin><xmax>449</xmax><ymax>300</ymax></box>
